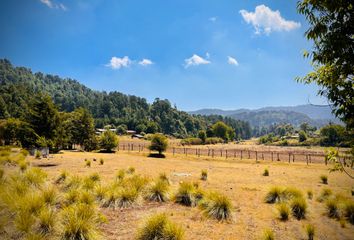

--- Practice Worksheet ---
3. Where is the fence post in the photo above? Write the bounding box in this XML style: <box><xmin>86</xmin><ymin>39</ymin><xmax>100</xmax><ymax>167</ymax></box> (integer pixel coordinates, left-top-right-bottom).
<box><xmin>248</xmin><ymin>151</ymin><xmax>250</xmax><ymax>159</ymax></box>
<box><xmin>226</xmin><ymin>150</ymin><xmax>228</xmax><ymax>159</ymax></box>
<box><xmin>256</xmin><ymin>151</ymin><xmax>258</xmax><ymax>161</ymax></box>
<box><xmin>288</xmin><ymin>153</ymin><xmax>291</xmax><ymax>163</ymax></box>
<box><xmin>277</xmin><ymin>153</ymin><xmax>280</xmax><ymax>161</ymax></box>
<box><xmin>212</xmin><ymin>149</ymin><xmax>214</xmax><ymax>158</ymax></box>
<box><xmin>262</xmin><ymin>153</ymin><xmax>264</xmax><ymax>160</ymax></box>
<box><xmin>173</xmin><ymin>147</ymin><xmax>175</xmax><ymax>156</ymax></box>
<box><xmin>234</xmin><ymin>150</ymin><xmax>236</xmax><ymax>158</ymax></box>
<box><xmin>306</xmin><ymin>155</ymin><xmax>309</xmax><ymax>165</ymax></box>
<box><xmin>221</xmin><ymin>150</ymin><xmax>222</xmax><ymax>157</ymax></box>
<box><xmin>271</xmin><ymin>152</ymin><xmax>273</xmax><ymax>162</ymax></box>
<box><xmin>292</xmin><ymin>154</ymin><xmax>295</xmax><ymax>162</ymax></box>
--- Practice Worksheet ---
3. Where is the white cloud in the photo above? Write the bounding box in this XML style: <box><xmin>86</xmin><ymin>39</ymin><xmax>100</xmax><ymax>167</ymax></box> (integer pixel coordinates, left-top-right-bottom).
<box><xmin>206</xmin><ymin>52</ymin><xmax>210</xmax><ymax>59</ymax></box>
<box><xmin>239</xmin><ymin>5</ymin><xmax>300</xmax><ymax>35</ymax></box>
<box><xmin>227</xmin><ymin>56</ymin><xmax>239</xmax><ymax>66</ymax></box>
<box><xmin>184</xmin><ymin>54</ymin><xmax>211</xmax><ymax>68</ymax></box>
<box><xmin>39</xmin><ymin>0</ymin><xmax>67</xmax><ymax>11</ymax></box>
<box><xmin>139</xmin><ymin>58</ymin><xmax>153</xmax><ymax>66</ymax></box>
<box><xmin>209</xmin><ymin>16</ymin><xmax>217</xmax><ymax>22</ymax></box>
<box><xmin>106</xmin><ymin>56</ymin><xmax>132</xmax><ymax>69</ymax></box>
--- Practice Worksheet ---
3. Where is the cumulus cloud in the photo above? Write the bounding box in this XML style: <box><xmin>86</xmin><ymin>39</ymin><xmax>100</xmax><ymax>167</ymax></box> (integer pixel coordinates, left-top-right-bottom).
<box><xmin>40</xmin><ymin>0</ymin><xmax>67</xmax><ymax>10</ymax></box>
<box><xmin>184</xmin><ymin>54</ymin><xmax>211</xmax><ymax>68</ymax></box>
<box><xmin>227</xmin><ymin>56</ymin><xmax>239</xmax><ymax>66</ymax></box>
<box><xmin>239</xmin><ymin>5</ymin><xmax>300</xmax><ymax>35</ymax></box>
<box><xmin>139</xmin><ymin>58</ymin><xmax>153</xmax><ymax>66</ymax></box>
<box><xmin>209</xmin><ymin>16</ymin><xmax>217</xmax><ymax>22</ymax></box>
<box><xmin>106</xmin><ymin>56</ymin><xmax>132</xmax><ymax>69</ymax></box>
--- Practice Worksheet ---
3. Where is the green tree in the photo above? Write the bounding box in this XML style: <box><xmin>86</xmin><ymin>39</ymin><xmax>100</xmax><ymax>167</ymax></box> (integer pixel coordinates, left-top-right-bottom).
<box><xmin>297</xmin><ymin>0</ymin><xmax>354</xmax><ymax>129</ymax></box>
<box><xmin>298</xmin><ymin>130</ymin><xmax>307</xmax><ymax>142</ymax></box>
<box><xmin>148</xmin><ymin>133</ymin><xmax>168</xmax><ymax>155</ymax></box>
<box><xmin>319</xmin><ymin>124</ymin><xmax>346</xmax><ymax>146</ymax></box>
<box><xmin>136</xmin><ymin>123</ymin><xmax>147</xmax><ymax>134</ymax></box>
<box><xmin>198</xmin><ymin>130</ymin><xmax>207</xmax><ymax>143</ymax></box>
<box><xmin>116</xmin><ymin>124</ymin><xmax>127</xmax><ymax>135</ymax></box>
<box><xmin>99</xmin><ymin>129</ymin><xmax>118</xmax><ymax>152</ymax></box>
<box><xmin>68</xmin><ymin>108</ymin><xmax>96</xmax><ymax>150</ymax></box>
<box><xmin>26</xmin><ymin>94</ymin><xmax>59</xmax><ymax>141</ymax></box>
<box><xmin>145</xmin><ymin>121</ymin><xmax>159</xmax><ymax>134</ymax></box>
<box><xmin>211</xmin><ymin>121</ymin><xmax>234</xmax><ymax>141</ymax></box>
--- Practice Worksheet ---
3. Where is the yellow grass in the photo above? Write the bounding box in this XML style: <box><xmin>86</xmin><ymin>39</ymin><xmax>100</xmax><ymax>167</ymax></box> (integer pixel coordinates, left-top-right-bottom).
<box><xmin>26</xmin><ymin>150</ymin><xmax>353</xmax><ymax>240</ymax></box>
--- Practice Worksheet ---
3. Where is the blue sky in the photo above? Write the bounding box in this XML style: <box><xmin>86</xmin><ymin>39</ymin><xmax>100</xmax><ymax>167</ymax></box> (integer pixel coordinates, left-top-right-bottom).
<box><xmin>0</xmin><ymin>0</ymin><xmax>325</xmax><ymax>111</ymax></box>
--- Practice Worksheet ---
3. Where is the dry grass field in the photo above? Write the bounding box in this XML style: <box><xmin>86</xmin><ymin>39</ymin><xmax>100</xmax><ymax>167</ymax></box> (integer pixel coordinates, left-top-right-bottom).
<box><xmin>27</xmin><ymin>150</ymin><xmax>354</xmax><ymax>240</ymax></box>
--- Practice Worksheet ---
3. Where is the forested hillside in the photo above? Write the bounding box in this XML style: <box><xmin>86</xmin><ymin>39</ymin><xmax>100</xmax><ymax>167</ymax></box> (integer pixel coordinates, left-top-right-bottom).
<box><xmin>0</xmin><ymin>59</ymin><xmax>251</xmax><ymax>139</ymax></box>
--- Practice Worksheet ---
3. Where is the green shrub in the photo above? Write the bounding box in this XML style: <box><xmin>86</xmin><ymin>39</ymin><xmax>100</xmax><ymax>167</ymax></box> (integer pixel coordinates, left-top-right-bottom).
<box><xmin>290</xmin><ymin>197</ymin><xmax>307</xmax><ymax>220</ymax></box>
<box><xmin>136</xmin><ymin>213</ymin><xmax>184</xmax><ymax>240</ymax></box>
<box><xmin>305</xmin><ymin>224</ymin><xmax>315</xmax><ymax>240</ymax></box>
<box><xmin>262</xmin><ymin>228</ymin><xmax>275</xmax><ymax>240</ymax></box>
<box><xmin>204</xmin><ymin>137</ymin><xmax>224</xmax><ymax>145</ymax></box>
<box><xmin>265</xmin><ymin>186</ymin><xmax>284</xmax><ymax>203</ymax></box>
<box><xmin>148</xmin><ymin>134</ymin><xmax>168</xmax><ymax>155</ymax></box>
<box><xmin>99</xmin><ymin>129</ymin><xmax>119</xmax><ymax>152</ymax></box>
<box><xmin>180</xmin><ymin>138</ymin><xmax>203</xmax><ymax>146</ymax></box>
<box><xmin>20</xmin><ymin>149</ymin><xmax>29</xmax><ymax>157</ymax></box>
<box><xmin>277</xmin><ymin>203</ymin><xmax>290</xmax><ymax>221</ymax></box>
<box><xmin>199</xmin><ymin>191</ymin><xmax>232</xmax><ymax>221</ymax></box>
<box><xmin>145</xmin><ymin>180</ymin><xmax>169</xmax><ymax>202</ymax></box>
<box><xmin>320</xmin><ymin>175</ymin><xmax>328</xmax><ymax>184</ymax></box>
<box><xmin>326</xmin><ymin>199</ymin><xmax>340</xmax><ymax>219</ymax></box>
<box><xmin>201</xmin><ymin>170</ymin><xmax>208</xmax><ymax>181</ymax></box>
<box><xmin>99</xmin><ymin>158</ymin><xmax>104</xmax><ymax>165</ymax></box>
<box><xmin>263</xmin><ymin>168</ymin><xmax>269</xmax><ymax>176</ymax></box>
<box><xmin>343</xmin><ymin>200</ymin><xmax>354</xmax><ymax>224</ymax></box>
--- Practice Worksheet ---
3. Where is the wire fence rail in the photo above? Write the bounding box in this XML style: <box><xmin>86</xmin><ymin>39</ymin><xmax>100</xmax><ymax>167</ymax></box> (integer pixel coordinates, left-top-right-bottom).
<box><xmin>117</xmin><ymin>143</ymin><xmax>354</xmax><ymax>167</ymax></box>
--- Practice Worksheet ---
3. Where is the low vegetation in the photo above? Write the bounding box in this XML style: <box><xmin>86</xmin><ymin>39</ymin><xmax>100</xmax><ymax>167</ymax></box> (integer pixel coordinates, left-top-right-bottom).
<box><xmin>306</xmin><ymin>224</ymin><xmax>315</xmax><ymax>240</ymax></box>
<box><xmin>201</xmin><ymin>169</ymin><xmax>208</xmax><ymax>181</ymax></box>
<box><xmin>199</xmin><ymin>191</ymin><xmax>233</xmax><ymax>221</ymax></box>
<box><xmin>320</xmin><ymin>174</ymin><xmax>328</xmax><ymax>184</ymax></box>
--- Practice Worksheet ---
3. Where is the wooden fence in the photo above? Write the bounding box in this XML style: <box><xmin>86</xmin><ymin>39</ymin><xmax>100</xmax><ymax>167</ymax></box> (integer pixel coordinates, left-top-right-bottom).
<box><xmin>117</xmin><ymin>143</ymin><xmax>353</xmax><ymax>166</ymax></box>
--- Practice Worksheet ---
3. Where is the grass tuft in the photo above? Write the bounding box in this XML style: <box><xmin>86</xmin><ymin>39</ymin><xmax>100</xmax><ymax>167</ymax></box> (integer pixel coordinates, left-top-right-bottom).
<box><xmin>38</xmin><ymin>208</ymin><xmax>56</xmax><ymax>234</ymax></box>
<box><xmin>290</xmin><ymin>197</ymin><xmax>307</xmax><ymax>220</ymax></box>
<box><xmin>55</xmin><ymin>170</ymin><xmax>68</xmax><ymax>184</ymax></box>
<box><xmin>201</xmin><ymin>169</ymin><xmax>208</xmax><ymax>181</ymax></box>
<box><xmin>325</xmin><ymin>199</ymin><xmax>340</xmax><ymax>219</ymax></box>
<box><xmin>307</xmin><ymin>190</ymin><xmax>313</xmax><ymax>200</ymax></box>
<box><xmin>265</xmin><ymin>186</ymin><xmax>283</xmax><ymax>203</ymax></box>
<box><xmin>99</xmin><ymin>158</ymin><xmax>104</xmax><ymax>165</ymax></box>
<box><xmin>85</xmin><ymin>159</ymin><xmax>91</xmax><ymax>167</ymax></box>
<box><xmin>174</xmin><ymin>182</ymin><xmax>197</xmax><ymax>206</ymax></box>
<box><xmin>263</xmin><ymin>168</ymin><xmax>269</xmax><ymax>176</ymax></box>
<box><xmin>320</xmin><ymin>174</ymin><xmax>328</xmax><ymax>184</ymax></box>
<box><xmin>158</xmin><ymin>172</ymin><xmax>170</xmax><ymax>185</ymax></box>
<box><xmin>145</xmin><ymin>179</ymin><xmax>170</xmax><ymax>202</ymax></box>
<box><xmin>277</xmin><ymin>203</ymin><xmax>290</xmax><ymax>221</ymax></box>
<box><xmin>262</xmin><ymin>228</ymin><xmax>275</xmax><ymax>240</ymax></box>
<box><xmin>199</xmin><ymin>191</ymin><xmax>233</xmax><ymax>221</ymax></box>
<box><xmin>317</xmin><ymin>188</ymin><xmax>332</xmax><ymax>202</ymax></box>
<box><xmin>305</xmin><ymin>224</ymin><xmax>315</xmax><ymax>240</ymax></box>
<box><xmin>136</xmin><ymin>213</ymin><xmax>184</xmax><ymax>240</ymax></box>
<box><xmin>116</xmin><ymin>169</ymin><xmax>125</xmax><ymax>181</ymax></box>
<box><xmin>343</xmin><ymin>200</ymin><xmax>354</xmax><ymax>224</ymax></box>
<box><xmin>127</xmin><ymin>166</ymin><xmax>136</xmax><ymax>174</ymax></box>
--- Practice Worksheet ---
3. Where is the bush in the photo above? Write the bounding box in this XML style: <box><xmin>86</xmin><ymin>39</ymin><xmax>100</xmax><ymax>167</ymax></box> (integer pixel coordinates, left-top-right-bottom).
<box><xmin>277</xmin><ymin>203</ymin><xmax>290</xmax><ymax>221</ymax></box>
<box><xmin>35</xmin><ymin>150</ymin><xmax>41</xmax><ymax>159</ymax></box>
<box><xmin>305</xmin><ymin>224</ymin><xmax>315</xmax><ymax>240</ymax></box>
<box><xmin>180</xmin><ymin>138</ymin><xmax>203</xmax><ymax>146</ymax></box>
<box><xmin>343</xmin><ymin>200</ymin><xmax>354</xmax><ymax>224</ymax></box>
<box><xmin>145</xmin><ymin>179</ymin><xmax>169</xmax><ymax>202</ymax></box>
<box><xmin>148</xmin><ymin>134</ymin><xmax>168</xmax><ymax>155</ymax></box>
<box><xmin>99</xmin><ymin>129</ymin><xmax>119</xmax><ymax>152</ymax></box>
<box><xmin>201</xmin><ymin>170</ymin><xmax>208</xmax><ymax>181</ymax></box>
<box><xmin>262</xmin><ymin>228</ymin><xmax>275</xmax><ymax>240</ymax></box>
<box><xmin>204</xmin><ymin>137</ymin><xmax>224</xmax><ymax>145</ymax></box>
<box><xmin>263</xmin><ymin>168</ymin><xmax>269</xmax><ymax>176</ymax></box>
<box><xmin>290</xmin><ymin>197</ymin><xmax>307</xmax><ymax>220</ymax></box>
<box><xmin>320</xmin><ymin>175</ymin><xmax>328</xmax><ymax>184</ymax></box>
<box><xmin>325</xmin><ymin>199</ymin><xmax>340</xmax><ymax>219</ymax></box>
<box><xmin>136</xmin><ymin>213</ymin><xmax>184</xmax><ymax>240</ymax></box>
<box><xmin>265</xmin><ymin>186</ymin><xmax>284</xmax><ymax>203</ymax></box>
<box><xmin>299</xmin><ymin>130</ymin><xmax>307</xmax><ymax>142</ymax></box>
<box><xmin>199</xmin><ymin>191</ymin><xmax>233</xmax><ymax>221</ymax></box>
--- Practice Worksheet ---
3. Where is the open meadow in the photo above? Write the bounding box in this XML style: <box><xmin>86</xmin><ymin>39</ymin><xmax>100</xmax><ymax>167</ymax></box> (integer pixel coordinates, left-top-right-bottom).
<box><xmin>19</xmin><ymin>149</ymin><xmax>353</xmax><ymax>240</ymax></box>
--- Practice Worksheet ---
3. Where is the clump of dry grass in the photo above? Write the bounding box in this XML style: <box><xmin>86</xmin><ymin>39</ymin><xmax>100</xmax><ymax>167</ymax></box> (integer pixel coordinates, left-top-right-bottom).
<box><xmin>55</xmin><ymin>170</ymin><xmax>68</xmax><ymax>184</ymax></box>
<box><xmin>135</xmin><ymin>213</ymin><xmax>184</xmax><ymax>240</ymax></box>
<box><xmin>262</xmin><ymin>228</ymin><xmax>274</xmax><ymax>240</ymax></box>
<box><xmin>326</xmin><ymin>198</ymin><xmax>340</xmax><ymax>219</ymax></box>
<box><xmin>307</xmin><ymin>190</ymin><xmax>313</xmax><ymax>200</ymax></box>
<box><xmin>158</xmin><ymin>172</ymin><xmax>170</xmax><ymax>185</ymax></box>
<box><xmin>343</xmin><ymin>200</ymin><xmax>354</xmax><ymax>224</ymax></box>
<box><xmin>99</xmin><ymin>158</ymin><xmax>104</xmax><ymax>165</ymax></box>
<box><xmin>277</xmin><ymin>203</ymin><xmax>290</xmax><ymax>221</ymax></box>
<box><xmin>263</xmin><ymin>168</ymin><xmax>269</xmax><ymax>176</ymax></box>
<box><xmin>145</xmin><ymin>179</ymin><xmax>170</xmax><ymax>202</ymax></box>
<box><xmin>174</xmin><ymin>182</ymin><xmax>198</xmax><ymax>207</ymax></box>
<box><xmin>265</xmin><ymin>186</ymin><xmax>284</xmax><ymax>203</ymax></box>
<box><xmin>201</xmin><ymin>170</ymin><xmax>208</xmax><ymax>181</ymax></box>
<box><xmin>320</xmin><ymin>174</ymin><xmax>328</xmax><ymax>184</ymax></box>
<box><xmin>290</xmin><ymin>197</ymin><xmax>307</xmax><ymax>220</ymax></box>
<box><xmin>85</xmin><ymin>159</ymin><xmax>91</xmax><ymax>167</ymax></box>
<box><xmin>305</xmin><ymin>224</ymin><xmax>315</xmax><ymax>240</ymax></box>
<box><xmin>199</xmin><ymin>191</ymin><xmax>232</xmax><ymax>221</ymax></box>
<box><xmin>127</xmin><ymin>166</ymin><xmax>135</xmax><ymax>174</ymax></box>
<box><xmin>317</xmin><ymin>188</ymin><xmax>332</xmax><ymax>202</ymax></box>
